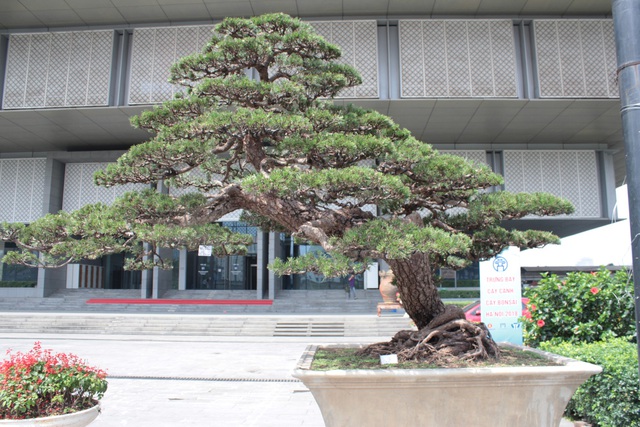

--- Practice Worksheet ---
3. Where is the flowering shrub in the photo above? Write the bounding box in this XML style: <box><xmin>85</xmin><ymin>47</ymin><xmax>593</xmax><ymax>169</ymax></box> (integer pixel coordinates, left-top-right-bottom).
<box><xmin>523</xmin><ymin>267</ymin><xmax>635</xmax><ymax>346</ymax></box>
<box><xmin>0</xmin><ymin>342</ymin><xmax>107</xmax><ymax>420</ymax></box>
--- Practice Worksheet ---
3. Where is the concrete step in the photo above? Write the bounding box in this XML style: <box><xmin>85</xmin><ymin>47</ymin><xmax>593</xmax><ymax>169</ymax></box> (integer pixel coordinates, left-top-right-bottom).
<box><xmin>0</xmin><ymin>313</ymin><xmax>412</xmax><ymax>337</ymax></box>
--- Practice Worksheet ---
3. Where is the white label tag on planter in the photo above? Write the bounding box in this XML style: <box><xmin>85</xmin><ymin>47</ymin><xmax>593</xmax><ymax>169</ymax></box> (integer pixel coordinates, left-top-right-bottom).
<box><xmin>380</xmin><ymin>354</ymin><xmax>398</xmax><ymax>365</ymax></box>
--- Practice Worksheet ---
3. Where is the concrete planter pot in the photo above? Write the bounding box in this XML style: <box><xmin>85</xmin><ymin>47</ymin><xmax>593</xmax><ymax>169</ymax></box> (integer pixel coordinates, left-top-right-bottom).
<box><xmin>292</xmin><ymin>344</ymin><xmax>601</xmax><ymax>427</ymax></box>
<box><xmin>0</xmin><ymin>404</ymin><xmax>100</xmax><ymax>427</ymax></box>
<box><xmin>378</xmin><ymin>270</ymin><xmax>397</xmax><ymax>303</ymax></box>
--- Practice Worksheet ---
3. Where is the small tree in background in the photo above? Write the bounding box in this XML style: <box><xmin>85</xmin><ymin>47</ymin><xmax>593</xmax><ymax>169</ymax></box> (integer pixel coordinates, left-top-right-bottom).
<box><xmin>0</xmin><ymin>13</ymin><xmax>573</xmax><ymax>362</ymax></box>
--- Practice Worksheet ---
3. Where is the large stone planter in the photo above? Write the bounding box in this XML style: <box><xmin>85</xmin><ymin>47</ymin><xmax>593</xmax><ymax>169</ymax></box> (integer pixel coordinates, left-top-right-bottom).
<box><xmin>0</xmin><ymin>404</ymin><xmax>100</xmax><ymax>427</ymax></box>
<box><xmin>292</xmin><ymin>344</ymin><xmax>601</xmax><ymax>427</ymax></box>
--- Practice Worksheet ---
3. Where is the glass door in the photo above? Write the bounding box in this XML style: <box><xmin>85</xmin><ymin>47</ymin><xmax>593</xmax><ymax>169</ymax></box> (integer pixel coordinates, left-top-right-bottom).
<box><xmin>188</xmin><ymin>252</ymin><xmax>257</xmax><ymax>290</ymax></box>
<box><xmin>102</xmin><ymin>253</ymin><xmax>141</xmax><ymax>289</ymax></box>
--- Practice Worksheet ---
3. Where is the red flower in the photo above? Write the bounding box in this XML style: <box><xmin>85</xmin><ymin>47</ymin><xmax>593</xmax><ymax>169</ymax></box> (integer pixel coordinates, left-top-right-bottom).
<box><xmin>524</xmin><ymin>311</ymin><xmax>532</xmax><ymax>319</ymax></box>
<box><xmin>530</xmin><ymin>304</ymin><xmax>536</xmax><ymax>311</ymax></box>
<box><xmin>590</xmin><ymin>287</ymin><xmax>599</xmax><ymax>295</ymax></box>
<box><xmin>0</xmin><ymin>342</ymin><xmax>107</xmax><ymax>420</ymax></box>
<box><xmin>537</xmin><ymin>319</ymin><xmax>545</xmax><ymax>327</ymax></box>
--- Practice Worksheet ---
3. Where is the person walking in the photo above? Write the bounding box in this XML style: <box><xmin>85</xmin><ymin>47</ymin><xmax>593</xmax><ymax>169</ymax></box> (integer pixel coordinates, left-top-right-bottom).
<box><xmin>348</xmin><ymin>273</ymin><xmax>357</xmax><ymax>300</ymax></box>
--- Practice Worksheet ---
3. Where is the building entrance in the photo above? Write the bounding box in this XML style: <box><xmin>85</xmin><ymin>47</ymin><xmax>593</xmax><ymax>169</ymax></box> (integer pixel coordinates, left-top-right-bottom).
<box><xmin>187</xmin><ymin>252</ymin><xmax>257</xmax><ymax>290</ymax></box>
<box><xmin>102</xmin><ymin>253</ymin><xmax>141</xmax><ymax>289</ymax></box>
<box><xmin>185</xmin><ymin>221</ymin><xmax>258</xmax><ymax>291</ymax></box>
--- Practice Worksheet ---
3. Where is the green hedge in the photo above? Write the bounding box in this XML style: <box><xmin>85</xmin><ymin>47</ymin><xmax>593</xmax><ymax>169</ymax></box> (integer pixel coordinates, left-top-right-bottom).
<box><xmin>438</xmin><ymin>279</ymin><xmax>479</xmax><ymax>288</ymax></box>
<box><xmin>541</xmin><ymin>339</ymin><xmax>640</xmax><ymax>427</ymax></box>
<box><xmin>0</xmin><ymin>281</ymin><xmax>37</xmax><ymax>288</ymax></box>
<box><xmin>438</xmin><ymin>289</ymin><xmax>479</xmax><ymax>299</ymax></box>
<box><xmin>447</xmin><ymin>300</ymin><xmax>475</xmax><ymax>309</ymax></box>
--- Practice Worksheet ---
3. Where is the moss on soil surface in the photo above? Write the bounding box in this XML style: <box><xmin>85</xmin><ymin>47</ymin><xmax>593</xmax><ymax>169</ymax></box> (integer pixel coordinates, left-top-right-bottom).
<box><xmin>311</xmin><ymin>347</ymin><xmax>560</xmax><ymax>370</ymax></box>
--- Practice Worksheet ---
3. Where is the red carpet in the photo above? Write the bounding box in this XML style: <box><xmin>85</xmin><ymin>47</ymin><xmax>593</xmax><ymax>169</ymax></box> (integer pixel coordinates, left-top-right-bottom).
<box><xmin>86</xmin><ymin>298</ymin><xmax>273</xmax><ymax>305</ymax></box>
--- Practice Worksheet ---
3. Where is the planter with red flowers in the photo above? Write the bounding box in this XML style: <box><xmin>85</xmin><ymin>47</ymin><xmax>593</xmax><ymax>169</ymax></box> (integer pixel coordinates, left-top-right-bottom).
<box><xmin>0</xmin><ymin>342</ymin><xmax>107</xmax><ymax>426</ymax></box>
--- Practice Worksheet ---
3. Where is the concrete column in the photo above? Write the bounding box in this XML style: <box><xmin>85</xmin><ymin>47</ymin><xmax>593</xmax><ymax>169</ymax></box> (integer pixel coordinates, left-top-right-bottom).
<box><xmin>141</xmin><ymin>243</ymin><xmax>152</xmax><ymax>299</ymax></box>
<box><xmin>140</xmin><ymin>269</ymin><xmax>152</xmax><ymax>299</ymax></box>
<box><xmin>178</xmin><ymin>249</ymin><xmax>187</xmax><ymax>290</ymax></box>
<box><xmin>256</xmin><ymin>232</ymin><xmax>265</xmax><ymax>299</ymax></box>
<box><xmin>39</xmin><ymin>157</ymin><xmax>67</xmax><ymax>296</ymax></box>
<box><xmin>150</xmin><ymin>181</ymin><xmax>173</xmax><ymax>299</ymax></box>
<box><xmin>152</xmin><ymin>248</ymin><xmax>174</xmax><ymax>298</ymax></box>
<box><xmin>267</xmin><ymin>232</ymin><xmax>283</xmax><ymax>300</ymax></box>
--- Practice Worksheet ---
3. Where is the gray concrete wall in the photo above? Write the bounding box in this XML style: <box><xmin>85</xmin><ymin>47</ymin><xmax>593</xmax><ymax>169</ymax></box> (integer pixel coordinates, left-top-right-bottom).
<box><xmin>40</xmin><ymin>266</ymin><xmax>67</xmax><ymax>297</ymax></box>
<box><xmin>0</xmin><ymin>287</ymin><xmax>41</xmax><ymax>297</ymax></box>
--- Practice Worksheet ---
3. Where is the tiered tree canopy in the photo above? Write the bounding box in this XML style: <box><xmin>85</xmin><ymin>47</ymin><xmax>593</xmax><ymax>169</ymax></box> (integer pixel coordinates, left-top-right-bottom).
<box><xmin>1</xmin><ymin>13</ymin><xmax>572</xmax><ymax>332</ymax></box>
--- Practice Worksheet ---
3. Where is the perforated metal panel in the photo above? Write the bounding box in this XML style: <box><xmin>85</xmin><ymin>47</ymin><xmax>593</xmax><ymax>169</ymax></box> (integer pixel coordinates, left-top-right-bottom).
<box><xmin>399</xmin><ymin>20</ymin><xmax>517</xmax><ymax>98</ymax></box>
<box><xmin>534</xmin><ymin>20</ymin><xmax>617</xmax><ymax>98</ymax></box>
<box><xmin>310</xmin><ymin>21</ymin><xmax>379</xmax><ymax>99</ymax></box>
<box><xmin>62</xmin><ymin>163</ymin><xmax>147</xmax><ymax>211</ymax></box>
<box><xmin>128</xmin><ymin>25</ymin><xmax>215</xmax><ymax>105</ymax></box>
<box><xmin>503</xmin><ymin>151</ymin><xmax>600</xmax><ymax>217</ymax></box>
<box><xmin>3</xmin><ymin>31</ymin><xmax>113</xmax><ymax>109</ymax></box>
<box><xmin>0</xmin><ymin>159</ymin><xmax>46</xmax><ymax>223</ymax></box>
<box><xmin>47</xmin><ymin>33</ymin><xmax>71</xmax><ymax>107</ymax></box>
<box><xmin>602</xmin><ymin>21</ymin><xmax>618</xmax><ymax>98</ymax></box>
<box><xmin>3</xmin><ymin>36</ymin><xmax>30</xmax><ymax>109</ymax></box>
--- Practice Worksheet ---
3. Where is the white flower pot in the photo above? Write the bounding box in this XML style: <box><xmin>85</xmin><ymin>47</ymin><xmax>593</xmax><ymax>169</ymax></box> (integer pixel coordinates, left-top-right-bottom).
<box><xmin>0</xmin><ymin>404</ymin><xmax>100</xmax><ymax>427</ymax></box>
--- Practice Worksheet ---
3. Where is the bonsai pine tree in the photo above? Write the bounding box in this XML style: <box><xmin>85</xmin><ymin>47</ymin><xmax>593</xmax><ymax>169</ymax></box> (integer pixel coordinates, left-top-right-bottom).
<box><xmin>0</xmin><ymin>13</ymin><xmax>572</xmax><ymax>361</ymax></box>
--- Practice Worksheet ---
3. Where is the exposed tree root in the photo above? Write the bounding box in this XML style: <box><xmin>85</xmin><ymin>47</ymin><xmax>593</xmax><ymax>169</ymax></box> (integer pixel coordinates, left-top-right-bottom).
<box><xmin>358</xmin><ymin>305</ymin><xmax>501</xmax><ymax>364</ymax></box>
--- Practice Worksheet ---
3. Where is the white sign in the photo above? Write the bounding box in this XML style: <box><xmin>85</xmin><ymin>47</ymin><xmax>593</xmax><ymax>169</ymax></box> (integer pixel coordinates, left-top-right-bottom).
<box><xmin>380</xmin><ymin>354</ymin><xmax>399</xmax><ymax>365</ymax></box>
<box><xmin>364</xmin><ymin>262</ymin><xmax>379</xmax><ymax>289</ymax></box>
<box><xmin>479</xmin><ymin>246</ymin><xmax>523</xmax><ymax>345</ymax></box>
<box><xmin>198</xmin><ymin>245</ymin><xmax>212</xmax><ymax>257</ymax></box>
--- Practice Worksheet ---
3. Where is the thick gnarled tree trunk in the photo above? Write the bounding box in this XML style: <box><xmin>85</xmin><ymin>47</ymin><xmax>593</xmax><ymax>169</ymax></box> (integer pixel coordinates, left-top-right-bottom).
<box><xmin>387</xmin><ymin>253</ymin><xmax>444</xmax><ymax>329</ymax></box>
<box><xmin>364</xmin><ymin>252</ymin><xmax>500</xmax><ymax>363</ymax></box>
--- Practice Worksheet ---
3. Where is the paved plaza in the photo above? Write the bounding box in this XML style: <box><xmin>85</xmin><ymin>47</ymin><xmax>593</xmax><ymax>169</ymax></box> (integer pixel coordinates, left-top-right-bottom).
<box><xmin>0</xmin><ymin>334</ymin><xmax>338</xmax><ymax>426</ymax></box>
<box><xmin>0</xmin><ymin>331</ymin><xmax>575</xmax><ymax>427</ymax></box>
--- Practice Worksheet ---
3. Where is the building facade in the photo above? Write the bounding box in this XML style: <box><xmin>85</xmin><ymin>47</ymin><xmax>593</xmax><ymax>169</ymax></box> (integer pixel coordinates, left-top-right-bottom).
<box><xmin>0</xmin><ymin>0</ymin><xmax>623</xmax><ymax>299</ymax></box>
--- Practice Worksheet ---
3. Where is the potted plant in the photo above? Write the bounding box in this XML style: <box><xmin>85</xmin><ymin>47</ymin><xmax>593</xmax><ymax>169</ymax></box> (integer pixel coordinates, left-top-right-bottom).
<box><xmin>0</xmin><ymin>13</ymin><xmax>599</xmax><ymax>425</ymax></box>
<box><xmin>293</xmin><ymin>343</ymin><xmax>601</xmax><ymax>426</ymax></box>
<box><xmin>0</xmin><ymin>342</ymin><xmax>107</xmax><ymax>426</ymax></box>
